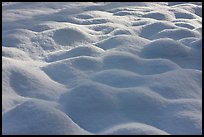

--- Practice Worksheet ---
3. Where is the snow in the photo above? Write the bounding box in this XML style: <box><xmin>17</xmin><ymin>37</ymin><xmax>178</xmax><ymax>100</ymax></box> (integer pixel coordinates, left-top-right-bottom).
<box><xmin>2</xmin><ymin>99</ymin><xmax>91</xmax><ymax>135</ymax></box>
<box><xmin>2</xmin><ymin>2</ymin><xmax>202</xmax><ymax>135</ymax></box>
<box><xmin>99</xmin><ymin>122</ymin><xmax>169</xmax><ymax>135</ymax></box>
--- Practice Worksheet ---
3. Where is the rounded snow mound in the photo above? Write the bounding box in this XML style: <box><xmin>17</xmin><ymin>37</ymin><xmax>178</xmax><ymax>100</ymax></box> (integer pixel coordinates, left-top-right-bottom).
<box><xmin>67</xmin><ymin>17</ymin><xmax>110</xmax><ymax>25</ymax></box>
<box><xmin>100</xmin><ymin>123</ymin><xmax>169</xmax><ymax>135</ymax></box>
<box><xmin>194</xmin><ymin>27</ymin><xmax>202</xmax><ymax>34</ymax></box>
<box><xmin>2</xmin><ymin>47</ymin><xmax>31</xmax><ymax>60</ymax></box>
<box><xmin>2</xmin><ymin>100</ymin><xmax>90</xmax><ymax>135</ymax></box>
<box><xmin>59</xmin><ymin>78</ymin><xmax>201</xmax><ymax>134</ymax></box>
<box><xmin>59</xmin><ymin>82</ymin><xmax>120</xmax><ymax>132</ymax></box>
<box><xmin>2</xmin><ymin>29</ymin><xmax>36</xmax><ymax>47</ymax></box>
<box><xmin>52</xmin><ymin>27</ymin><xmax>94</xmax><ymax>46</ymax></box>
<box><xmin>45</xmin><ymin>45</ymin><xmax>104</xmax><ymax>62</ymax></box>
<box><xmin>102</xmin><ymin>51</ymin><xmax>141</xmax><ymax>72</ymax></box>
<box><xmin>151</xmin><ymin>28</ymin><xmax>201</xmax><ymax>40</ymax></box>
<box><xmin>171</xmin><ymin>3</ymin><xmax>202</xmax><ymax>17</ymax></box>
<box><xmin>7</xmin><ymin>63</ymin><xmax>65</xmax><ymax>101</ymax></box>
<box><xmin>42</xmin><ymin>56</ymin><xmax>102</xmax><ymax>86</ymax></box>
<box><xmin>132</xmin><ymin>20</ymin><xmax>151</xmax><ymax>26</ymax></box>
<box><xmin>178</xmin><ymin>37</ymin><xmax>199</xmax><ymax>47</ymax></box>
<box><xmin>174</xmin><ymin>22</ymin><xmax>195</xmax><ymax>29</ymax></box>
<box><xmin>42</xmin><ymin>60</ymin><xmax>86</xmax><ymax>86</ymax></box>
<box><xmin>110</xmin><ymin>28</ymin><xmax>134</xmax><ymax>36</ymax></box>
<box><xmin>142</xmin><ymin>11</ymin><xmax>174</xmax><ymax>21</ymax></box>
<box><xmin>102</xmin><ymin>51</ymin><xmax>179</xmax><ymax>75</ymax></box>
<box><xmin>148</xmin><ymin>69</ymin><xmax>202</xmax><ymax>99</ymax></box>
<box><xmin>191</xmin><ymin>38</ymin><xmax>202</xmax><ymax>50</ymax></box>
<box><xmin>59</xmin><ymin>81</ymin><xmax>171</xmax><ymax>133</ymax></box>
<box><xmin>172</xmin><ymin>9</ymin><xmax>200</xmax><ymax>19</ymax></box>
<box><xmin>142</xmin><ymin>38</ymin><xmax>191</xmax><ymax>58</ymax></box>
<box><xmin>30</xmin><ymin>23</ymin><xmax>56</xmax><ymax>32</ymax></box>
<box><xmin>140</xmin><ymin>21</ymin><xmax>177</xmax><ymax>39</ymax></box>
<box><xmin>96</xmin><ymin>35</ymin><xmax>149</xmax><ymax>50</ymax></box>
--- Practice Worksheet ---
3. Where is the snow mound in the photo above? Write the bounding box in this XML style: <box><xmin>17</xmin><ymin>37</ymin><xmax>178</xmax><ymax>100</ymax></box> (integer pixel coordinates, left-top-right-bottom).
<box><xmin>52</xmin><ymin>27</ymin><xmax>94</xmax><ymax>46</ymax></box>
<box><xmin>141</xmin><ymin>38</ymin><xmax>202</xmax><ymax>69</ymax></box>
<box><xmin>2</xmin><ymin>58</ymin><xmax>66</xmax><ymax>101</ymax></box>
<box><xmin>178</xmin><ymin>37</ymin><xmax>199</xmax><ymax>46</ymax></box>
<box><xmin>42</xmin><ymin>60</ymin><xmax>86</xmax><ymax>86</ymax></box>
<box><xmin>111</xmin><ymin>28</ymin><xmax>134</xmax><ymax>36</ymax></box>
<box><xmin>2</xmin><ymin>29</ymin><xmax>36</xmax><ymax>47</ymax></box>
<box><xmin>100</xmin><ymin>123</ymin><xmax>169</xmax><ymax>135</ymax></box>
<box><xmin>142</xmin><ymin>11</ymin><xmax>174</xmax><ymax>21</ymax></box>
<box><xmin>139</xmin><ymin>21</ymin><xmax>177</xmax><ymax>39</ymax></box>
<box><xmin>59</xmin><ymin>82</ymin><xmax>166</xmax><ymax>132</ymax></box>
<box><xmin>175</xmin><ymin>22</ymin><xmax>195</xmax><ymax>29</ymax></box>
<box><xmin>132</xmin><ymin>20</ymin><xmax>151</xmax><ymax>26</ymax></box>
<box><xmin>66</xmin><ymin>17</ymin><xmax>110</xmax><ymax>25</ymax></box>
<box><xmin>151</xmin><ymin>28</ymin><xmax>201</xmax><ymax>40</ymax></box>
<box><xmin>2</xmin><ymin>100</ymin><xmax>90</xmax><ymax>135</ymax></box>
<box><xmin>96</xmin><ymin>35</ymin><xmax>149</xmax><ymax>50</ymax></box>
<box><xmin>42</xmin><ymin>56</ymin><xmax>102</xmax><ymax>86</ymax></box>
<box><xmin>45</xmin><ymin>45</ymin><xmax>104</xmax><ymax>62</ymax></box>
<box><xmin>2</xmin><ymin>47</ymin><xmax>31</xmax><ymax>60</ymax></box>
<box><xmin>191</xmin><ymin>38</ymin><xmax>202</xmax><ymax>49</ymax></box>
<box><xmin>59</xmin><ymin>80</ymin><xmax>201</xmax><ymax>134</ymax></box>
<box><xmin>142</xmin><ymin>38</ymin><xmax>191</xmax><ymax>58</ymax></box>
<box><xmin>148</xmin><ymin>69</ymin><xmax>202</xmax><ymax>99</ymax></box>
<box><xmin>29</xmin><ymin>23</ymin><xmax>57</xmax><ymax>32</ymax></box>
<box><xmin>194</xmin><ymin>27</ymin><xmax>202</xmax><ymax>34</ymax></box>
<box><xmin>103</xmin><ymin>51</ymin><xmax>179</xmax><ymax>75</ymax></box>
<box><xmin>172</xmin><ymin>9</ymin><xmax>200</xmax><ymax>19</ymax></box>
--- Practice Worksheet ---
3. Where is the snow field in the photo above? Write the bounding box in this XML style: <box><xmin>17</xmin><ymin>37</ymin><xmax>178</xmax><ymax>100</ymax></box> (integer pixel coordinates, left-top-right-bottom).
<box><xmin>2</xmin><ymin>2</ymin><xmax>202</xmax><ymax>135</ymax></box>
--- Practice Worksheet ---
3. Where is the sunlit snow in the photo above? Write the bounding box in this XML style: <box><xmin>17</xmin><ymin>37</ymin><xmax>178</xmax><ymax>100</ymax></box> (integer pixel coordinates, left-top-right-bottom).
<box><xmin>2</xmin><ymin>2</ymin><xmax>202</xmax><ymax>135</ymax></box>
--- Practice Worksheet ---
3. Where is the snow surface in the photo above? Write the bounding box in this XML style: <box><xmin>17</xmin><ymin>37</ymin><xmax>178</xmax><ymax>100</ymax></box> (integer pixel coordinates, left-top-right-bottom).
<box><xmin>2</xmin><ymin>2</ymin><xmax>202</xmax><ymax>135</ymax></box>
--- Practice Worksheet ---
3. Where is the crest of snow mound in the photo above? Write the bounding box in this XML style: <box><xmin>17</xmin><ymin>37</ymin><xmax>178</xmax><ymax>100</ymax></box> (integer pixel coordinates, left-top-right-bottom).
<box><xmin>2</xmin><ymin>100</ymin><xmax>90</xmax><ymax>135</ymax></box>
<box><xmin>96</xmin><ymin>35</ymin><xmax>150</xmax><ymax>50</ymax></box>
<box><xmin>102</xmin><ymin>51</ymin><xmax>180</xmax><ymax>75</ymax></box>
<box><xmin>45</xmin><ymin>45</ymin><xmax>104</xmax><ymax>62</ymax></box>
<box><xmin>151</xmin><ymin>28</ymin><xmax>201</xmax><ymax>40</ymax></box>
<box><xmin>2</xmin><ymin>47</ymin><xmax>31</xmax><ymax>60</ymax></box>
<box><xmin>139</xmin><ymin>21</ymin><xmax>177</xmax><ymax>39</ymax></box>
<box><xmin>2</xmin><ymin>57</ymin><xmax>66</xmax><ymax>101</ymax></box>
<box><xmin>2</xmin><ymin>29</ymin><xmax>36</xmax><ymax>48</ymax></box>
<box><xmin>191</xmin><ymin>38</ymin><xmax>202</xmax><ymax>50</ymax></box>
<box><xmin>142</xmin><ymin>11</ymin><xmax>175</xmax><ymax>21</ymax></box>
<box><xmin>52</xmin><ymin>27</ymin><xmax>95</xmax><ymax>46</ymax></box>
<box><xmin>42</xmin><ymin>56</ymin><xmax>102</xmax><ymax>86</ymax></box>
<box><xmin>142</xmin><ymin>38</ymin><xmax>191</xmax><ymax>58</ymax></box>
<box><xmin>99</xmin><ymin>123</ymin><xmax>169</xmax><ymax>135</ymax></box>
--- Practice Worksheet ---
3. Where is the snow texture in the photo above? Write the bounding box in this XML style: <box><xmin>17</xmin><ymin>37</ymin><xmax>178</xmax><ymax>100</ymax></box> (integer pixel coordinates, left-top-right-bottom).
<box><xmin>2</xmin><ymin>2</ymin><xmax>202</xmax><ymax>135</ymax></box>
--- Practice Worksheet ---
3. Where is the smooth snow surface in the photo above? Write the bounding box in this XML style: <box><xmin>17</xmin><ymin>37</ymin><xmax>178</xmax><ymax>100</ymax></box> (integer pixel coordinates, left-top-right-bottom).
<box><xmin>2</xmin><ymin>2</ymin><xmax>202</xmax><ymax>135</ymax></box>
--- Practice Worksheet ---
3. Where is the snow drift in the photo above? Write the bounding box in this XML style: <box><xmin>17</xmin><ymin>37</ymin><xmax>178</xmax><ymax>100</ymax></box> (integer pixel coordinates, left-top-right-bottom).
<box><xmin>2</xmin><ymin>2</ymin><xmax>202</xmax><ymax>135</ymax></box>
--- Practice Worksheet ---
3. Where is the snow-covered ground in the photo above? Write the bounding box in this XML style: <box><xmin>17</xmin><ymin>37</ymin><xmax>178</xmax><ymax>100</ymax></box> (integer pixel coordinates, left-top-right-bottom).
<box><xmin>2</xmin><ymin>2</ymin><xmax>202</xmax><ymax>135</ymax></box>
